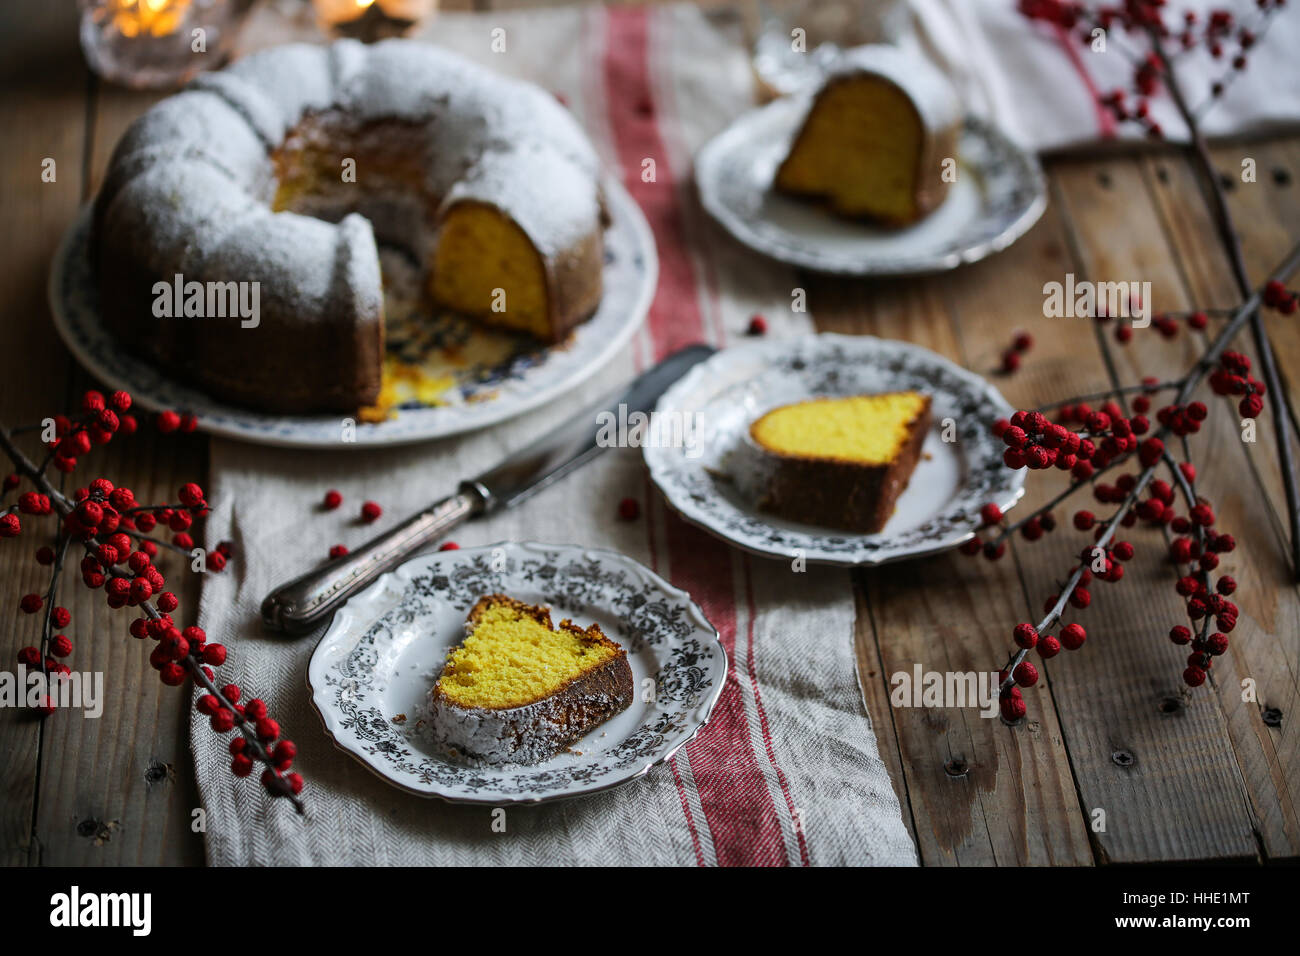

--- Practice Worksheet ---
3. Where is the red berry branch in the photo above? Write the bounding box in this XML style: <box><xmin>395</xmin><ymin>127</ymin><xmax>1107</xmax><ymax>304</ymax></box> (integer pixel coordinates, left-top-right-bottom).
<box><xmin>1019</xmin><ymin>0</ymin><xmax>1300</xmax><ymax>577</ymax></box>
<box><xmin>971</xmin><ymin>244</ymin><xmax>1300</xmax><ymax>716</ymax></box>
<box><xmin>0</xmin><ymin>391</ymin><xmax>304</xmax><ymax>813</ymax></box>
<box><xmin>972</xmin><ymin>1</ymin><xmax>1300</xmax><ymax>719</ymax></box>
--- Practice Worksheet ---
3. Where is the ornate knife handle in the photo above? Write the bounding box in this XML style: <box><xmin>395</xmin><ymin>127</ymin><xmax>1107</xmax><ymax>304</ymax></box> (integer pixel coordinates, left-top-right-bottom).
<box><xmin>260</xmin><ymin>485</ymin><xmax>487</xmax><ymax>635</ymax></box>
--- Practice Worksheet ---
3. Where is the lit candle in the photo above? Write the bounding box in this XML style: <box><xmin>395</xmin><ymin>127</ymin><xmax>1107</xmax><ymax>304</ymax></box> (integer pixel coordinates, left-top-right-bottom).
<box><xmin>312</xmin><ymin>0</ymin><xmax>437</xmax><ymax>39</ymax></box>
<box><xmin>99</xmin><ymin>0</ymin><xmax>194</xmax><ymax>40</ymax></box>
<box><xmin>80</xmin><ymin>0</ymin><xmax>249</xmax><ymax>90</ymax></box>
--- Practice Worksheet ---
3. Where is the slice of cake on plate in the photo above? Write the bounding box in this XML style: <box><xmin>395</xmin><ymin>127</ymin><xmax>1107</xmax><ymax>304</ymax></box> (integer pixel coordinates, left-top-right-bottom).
<box><xmin>737</xmin><ymin>392</ymin><xmax>932</xmax><ymax>533</ymax></box>
<box><xmin>428</xmin><ymin>595</ymin><xmax>634</xmax><ymax>765</ymax></box>
<box><xmin>774</xmin><ymin>45</ymin><xmax>960</xmax><ymax>226</ymax></box>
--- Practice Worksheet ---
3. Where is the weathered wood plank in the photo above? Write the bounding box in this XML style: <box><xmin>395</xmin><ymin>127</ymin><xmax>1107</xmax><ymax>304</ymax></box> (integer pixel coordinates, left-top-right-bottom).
<box><xmin>809</xmin><ymin>200</ymin><xmax>1093</xmax><ymax>866</ymax></box>
<box><xmin>1047</xmin><ymin>155</ymin><xmax>1261</xmax><ymax>861</ymax></box>
<box><xmin>1141</xmin><ymin>145</ymin><xmax>1300</xmax><ymax>859</ymax></box>
<box><xmin>0</xmin><ymin>0</ymin><xmax>92</xmax><ymax>868</ymax></box>
<box><xmin>27</xmin><ymin>82</ymin><xmax>208</xmax><ymax>867</ymax></box>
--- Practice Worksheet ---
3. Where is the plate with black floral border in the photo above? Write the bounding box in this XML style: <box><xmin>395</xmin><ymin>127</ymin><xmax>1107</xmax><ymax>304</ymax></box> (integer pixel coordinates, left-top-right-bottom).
<box><xmin>695</xmin><ymin>98</ymin><xmax>1046</xmax><ymax>276</ymax></box>
<box><xmin>643</xmin><ymin>333</ymin><xmax>1025</xmax><ymax>567</ymax></box>
<box><xmin>306</xmin><ymin>541</ymin><xmax>726</xmax><ymax>804</ymax></box>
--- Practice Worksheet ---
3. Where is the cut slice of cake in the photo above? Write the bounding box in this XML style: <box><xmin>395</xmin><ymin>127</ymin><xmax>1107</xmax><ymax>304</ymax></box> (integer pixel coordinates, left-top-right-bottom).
<box><xmin>428</xmin><ymin>595</ymin><xmax>634</xmax><ymax>766</ymax></box>
<box><xmin>743</xmin><ymin>392</ymin><xmax>932</xmax><ymax>533</ymax></box>
<box><xmin>774</xmin><ymin>46</ymin><xmax>960</xmax><ymax>227</ymax></box>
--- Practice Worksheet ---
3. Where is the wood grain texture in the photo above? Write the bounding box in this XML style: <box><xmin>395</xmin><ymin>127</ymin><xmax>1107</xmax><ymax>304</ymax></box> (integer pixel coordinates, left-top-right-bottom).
<box><xmin>1046</xmin><ymin>156</ymin><xmax>1264</xmax><ymax>862</ymax></box>
<box><xmin>1141</xmin><ymin>147</ymin><xmax>1300</xmax><ymax>860</ymax></box>
<box><xmin>1</xmin><ymin>0</ymin><xmax>1296</xmax><ymax>867</ymax></box>
<box><xmin>0</xmin><ymin>0</ymin><xmax>92</xmax><ymax>869</ymax></box>
<box><xmin>810</xmin><ymin>206</ymin><xmax>1094</xmax><ymax>866</ymax></box>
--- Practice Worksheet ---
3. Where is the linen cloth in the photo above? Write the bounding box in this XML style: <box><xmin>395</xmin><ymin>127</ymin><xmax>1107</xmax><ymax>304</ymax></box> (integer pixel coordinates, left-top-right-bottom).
<box><xmin>190</xmin><ymin>3</ymin><xmax>917</xmax><ymax>866</ymax></box>
<box><xmin>908</xmin><ymin>0</ymin><xmax>1300</xmax><ymax>151</ymax></box>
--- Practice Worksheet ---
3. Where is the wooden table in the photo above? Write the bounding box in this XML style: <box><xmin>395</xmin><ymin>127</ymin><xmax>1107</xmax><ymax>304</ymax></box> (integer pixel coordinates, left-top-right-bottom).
<box><xmin>2</xmin><ymin>0</ymin><xmax>1297</xmax><ymax>866</ymax></box>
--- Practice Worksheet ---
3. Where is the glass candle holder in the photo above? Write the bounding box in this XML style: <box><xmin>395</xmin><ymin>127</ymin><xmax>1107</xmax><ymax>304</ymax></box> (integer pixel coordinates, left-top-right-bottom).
<box><xmin>79</xmin><ymin>0</ymin><xmax>251</xmax><ymax>90</ymax></box>
<box><xmin>752</xmin><ymin>0</ymin><xmax>909</xmax><ymax>98</ymax></box>
<box><xmin>312</xmin><ymin>0</ymin><xmax>438</xmax><ymax>42</ymax></box>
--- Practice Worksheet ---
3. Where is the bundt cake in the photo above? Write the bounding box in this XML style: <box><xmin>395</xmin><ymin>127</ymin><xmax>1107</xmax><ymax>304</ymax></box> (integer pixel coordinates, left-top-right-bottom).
<box><xmin>428</xmin><ymin>595</ymin><xmax>634</xmax><ymax>766</ymax></box>
<box><xmin>737</xmin><ymin>392</ymin><xmax>932</xmax><ymax>533</ymax></box>
<box><xmin>93</xmin><ymin>39</ymin><xmax>606</xmax><ymax>414</ymax></box>
<box><xmin>775</xmin><ymin>46</ymin><xmax>960</xmax><ymax>227</ymax></box>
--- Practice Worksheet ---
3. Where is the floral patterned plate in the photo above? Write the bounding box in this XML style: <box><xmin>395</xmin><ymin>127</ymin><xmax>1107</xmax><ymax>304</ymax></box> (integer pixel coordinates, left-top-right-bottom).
<box><xmin>306</xmin><ymin>541</ymin><xmax>726</xmax><ymax>804</ymax></box>
<box><xmin>695</xmin><ymin>100</ymin><xmax>1046</xmax><ymax>275</ymax></box>
<box><xmin>47</xmin><ymin>178</ymin><xmax>656</xmax><ymax>448</ymax></box>
<box><xmin>643</xmin><ymin>334</ymin><xmax>1025</xmax><ymax>567</ymax></box>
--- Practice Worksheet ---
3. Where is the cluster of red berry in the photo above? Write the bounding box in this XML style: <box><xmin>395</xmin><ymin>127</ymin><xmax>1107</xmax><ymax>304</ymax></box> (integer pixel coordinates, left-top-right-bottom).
<box><xmin>1021</xmin><ymin>0</ymin><xmax>1287</xmax><ymax>137</ymax></box>
<box><xmin>963</xmin><ymin>380</ymin><xmax>1244</xmax><ymax>716</ymax></box>
<box><xmin>1</xmin><ymin>389</ymin><xmax>303</xmax><ymax>808</ymax></box>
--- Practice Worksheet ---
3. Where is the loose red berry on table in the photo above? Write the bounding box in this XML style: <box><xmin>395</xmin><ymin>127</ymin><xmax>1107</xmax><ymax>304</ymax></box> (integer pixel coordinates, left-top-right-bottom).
<box><xmin>328</xmin><ymin>544</ymin><xmax>349</xmax><ymax>559</ymax></box>
<box><xmin>746</xmin><ymin>315</ymin><xmax>768</xmax><ymax>336</ymax></box>
<box><xmin>1000</xmin><ymin>350</ymin><xmax>1021</xmax><ymax>374</ymax></box>
<box><xmin>360</xmin><ymin>501</ymin><xmax>382</xmax><ymax>523</ymax></box>
<box><xmin>618</xmin><ymin>497</ymin><xmax>640</xmax><ymax>521</ymax></box>
<box><xmin>438</xmin><ymin>541</ymin><xmax>460</xmax><ymax>551</ymax></box>
<box><xmin>206</xmin><ymin>551</ymin><xmax>227</xmax><ymax>572</ymax></box>
<box><xmin>323</xmin><ymin>489</ymin><xmax>343</xmax><ymax>510</ymax></box>
<box><xmin>157</xmin><ymin>410</ymin><xmax>180</xmax><ymax>433</ymax></box>
<box><xmin>1012</xmin><ymin>331</ymin><xmax>1034</xmax><ymax>352</ymax></box>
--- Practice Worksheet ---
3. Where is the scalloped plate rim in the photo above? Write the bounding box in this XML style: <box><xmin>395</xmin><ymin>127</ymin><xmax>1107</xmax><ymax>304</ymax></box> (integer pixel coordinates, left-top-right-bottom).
<box><xmin>305</xmin><ymin>540</ymin><xmax>728</xmax><ymax>805</ymax></box>
<box><xmin>643</xmin><ymin>333</ymin><xmax>1026</xmax><ymax>567</ymax></box>
<box><xmin>695</xmin><ymin>100</ymin><xmax>1048</xmax><ymax>277</ymax></box>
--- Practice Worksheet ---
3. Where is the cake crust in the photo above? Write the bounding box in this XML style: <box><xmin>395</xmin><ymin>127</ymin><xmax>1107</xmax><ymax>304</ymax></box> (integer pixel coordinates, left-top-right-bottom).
<box><xmin>750</xmin><ymin>394</ymin><xmax>932</xmax><ymax>533</ymax></box>
<box><xmin>428</xmin><ymin>595</ymin><xmax>634</xmax><ymax>766</ymax></box>
<box><xmin>774</xmin><ymin>45</ymin><xmax>960</xmax><ymax>227</ymax></box>
<box><xmin>92</xmin><ymin>40</ymin><xmax>606</xmax><ymax>414</ymax></box>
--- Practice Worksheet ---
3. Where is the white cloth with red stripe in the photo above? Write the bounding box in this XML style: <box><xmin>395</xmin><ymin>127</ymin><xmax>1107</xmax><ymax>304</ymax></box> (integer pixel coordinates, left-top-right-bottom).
<box><xmin>189</xmin><ymin>3</ymin><xmax>917</xmax><ymax>866</ymax></box>
<box><xmin>906</xmin><ymin>0</ymin><xmax>1300</xmax><ymax>152</ymax></box>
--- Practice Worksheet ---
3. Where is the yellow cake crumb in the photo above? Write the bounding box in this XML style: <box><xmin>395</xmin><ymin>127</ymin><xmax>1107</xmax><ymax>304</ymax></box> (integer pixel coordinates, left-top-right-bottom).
<box><xmin>437</xmin><ymin>600</ymin><xmax>619</xmax><ymax>710</ymax></box>
<box><xmin>751</xmin><ymin>392</ymin><xmax>927</xmax><ymax>464</ymax></box>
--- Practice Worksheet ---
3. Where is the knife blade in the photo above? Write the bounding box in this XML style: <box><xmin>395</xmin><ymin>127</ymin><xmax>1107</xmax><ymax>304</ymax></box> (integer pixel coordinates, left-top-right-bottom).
<box><xmin>260</xmin><ymin>343</ymin><xmax>716</xmax><ymax>634</ymax></box>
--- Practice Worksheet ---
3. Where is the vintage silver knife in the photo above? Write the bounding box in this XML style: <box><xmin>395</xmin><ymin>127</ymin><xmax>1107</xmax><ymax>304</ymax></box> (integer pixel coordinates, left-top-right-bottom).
<box><xmin>260</xmin><ymin>344</ymin><xmax>715</xmax><ymax>635</ymax></box>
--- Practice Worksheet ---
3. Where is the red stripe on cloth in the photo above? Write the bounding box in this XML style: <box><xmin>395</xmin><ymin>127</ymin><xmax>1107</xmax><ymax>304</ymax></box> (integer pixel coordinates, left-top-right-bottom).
<box><xmin>605</xmin><ymin>5</ymin><xmax>789</xmax><ymax>867</ymax></box>
<box><xmin>743</xmin><ymin>556</ymin><xmax>812</xmax><ymax>866</ymax></box>
<box><xmin>1051</xmin><ymin>23</ymin><xmax>1116</xmax><ymax>139</ymax></box>
<box><xmin>602</xmin><ymin>5</ymin><xmax>710</xmax><ymax>359</ymax></box>
<box><xmin>671</xmin><ymin>520</ymin><xmax>788</xmax><ymax>866</ymax></box>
